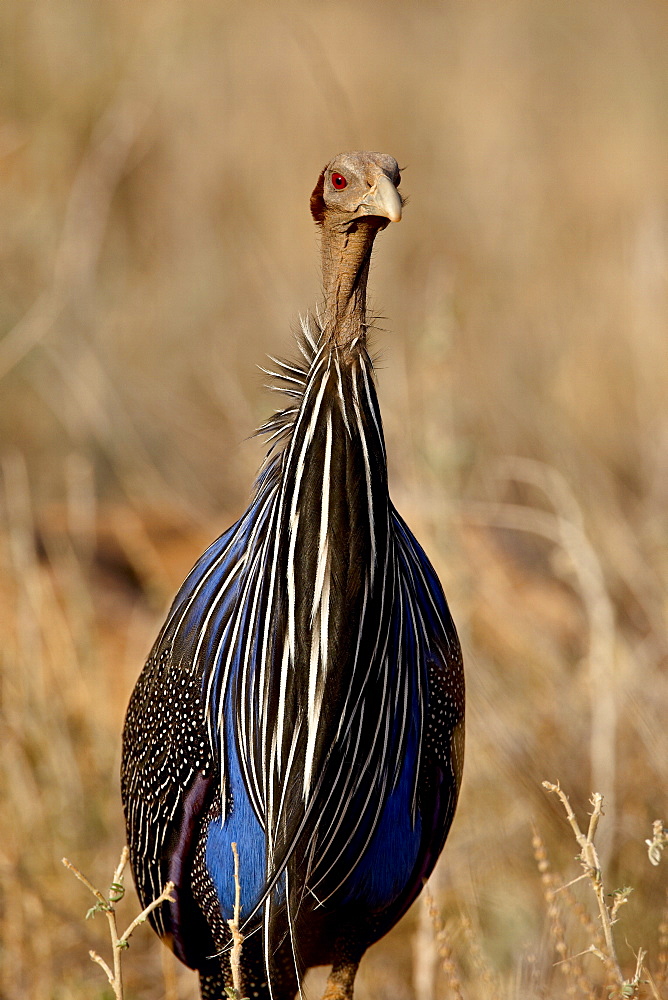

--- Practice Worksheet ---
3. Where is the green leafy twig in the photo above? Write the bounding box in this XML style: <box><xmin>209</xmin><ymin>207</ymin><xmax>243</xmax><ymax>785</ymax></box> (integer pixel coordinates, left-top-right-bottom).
<box><xmin>63</xmin><ymin>847</ymin><xmax>175</xmax><ymax>1000</ymax></box>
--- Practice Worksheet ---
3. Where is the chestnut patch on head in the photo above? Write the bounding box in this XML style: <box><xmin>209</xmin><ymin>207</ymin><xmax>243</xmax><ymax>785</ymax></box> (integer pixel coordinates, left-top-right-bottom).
<box><xmin>310</xmin><ymin>168</ymin><xmax>326</xmax><ymax>225</ymax></box>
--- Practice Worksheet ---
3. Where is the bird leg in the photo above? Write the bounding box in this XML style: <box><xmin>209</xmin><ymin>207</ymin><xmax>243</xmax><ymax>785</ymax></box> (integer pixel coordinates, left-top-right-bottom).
<box><xmin>321</xmin><ymin>955</ymin><xmax>360</xmax><ymax>1000</ymax></box>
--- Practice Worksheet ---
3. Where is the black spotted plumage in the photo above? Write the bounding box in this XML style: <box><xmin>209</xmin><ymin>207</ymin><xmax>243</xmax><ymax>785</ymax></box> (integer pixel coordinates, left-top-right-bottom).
<box><xmin>121</xmin><ymin>151</ymin><xmax>464</xmax><ymax>1000</ymax></box>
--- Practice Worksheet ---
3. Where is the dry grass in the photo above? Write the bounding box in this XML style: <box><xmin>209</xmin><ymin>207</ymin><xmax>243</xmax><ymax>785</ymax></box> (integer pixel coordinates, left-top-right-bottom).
<box><xmin>1</xmin><ymin>1</ymin><xmax>667</xmax><ymax>997</ymax></box>
<box><xmin>62</xmin><ymin>848</ymin><xmax>176</xmax><ymax>999</ymax></box>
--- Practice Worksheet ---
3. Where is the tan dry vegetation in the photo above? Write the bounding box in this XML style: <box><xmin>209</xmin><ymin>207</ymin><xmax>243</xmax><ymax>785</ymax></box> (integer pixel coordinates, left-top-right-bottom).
<box><xmin>1</xmin><ymin>1</ymin><xmax>667</xmax><ymax>997</ymax></box>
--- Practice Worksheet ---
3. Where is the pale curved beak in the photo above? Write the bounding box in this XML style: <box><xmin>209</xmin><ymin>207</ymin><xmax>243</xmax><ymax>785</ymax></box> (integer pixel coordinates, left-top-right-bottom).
<box><xmin>358</xmin><ymin>172</ymin><xmax>403</xmax><ymax>223</ymax></box>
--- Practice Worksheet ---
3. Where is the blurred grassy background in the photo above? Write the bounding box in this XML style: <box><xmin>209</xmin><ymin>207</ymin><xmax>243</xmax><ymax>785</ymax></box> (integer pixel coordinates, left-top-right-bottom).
<box><xmin>1</xmin><ymin>1</ymin><xmax>667</xmax><ymax>997</ymax></box>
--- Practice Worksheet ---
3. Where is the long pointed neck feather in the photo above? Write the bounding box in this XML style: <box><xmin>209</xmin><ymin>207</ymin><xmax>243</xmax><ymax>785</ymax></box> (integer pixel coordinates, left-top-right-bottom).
<box><xmin>242</xmin><ymin>320</ymin><xmax>397</xmax><ymax>904</ymax></box>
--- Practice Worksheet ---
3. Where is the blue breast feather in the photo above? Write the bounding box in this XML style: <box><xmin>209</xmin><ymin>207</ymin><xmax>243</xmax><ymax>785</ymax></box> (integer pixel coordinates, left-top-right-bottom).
<box><xmin>205</xmin><ymin>718</ymin><xmax>423</xmax><ymax>919</ymax></box>
<box><xmin>166</xmin><ymin>495</ymin><xmax>451</xmax><ymax>920</ymax></box>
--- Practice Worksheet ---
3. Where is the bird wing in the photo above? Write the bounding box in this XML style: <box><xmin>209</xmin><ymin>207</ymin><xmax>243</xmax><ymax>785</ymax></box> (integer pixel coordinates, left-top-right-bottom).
<box><xmin>120</xmin><ymin>517</ymin><xmax>253</xmax><ymax>954</ymax></box>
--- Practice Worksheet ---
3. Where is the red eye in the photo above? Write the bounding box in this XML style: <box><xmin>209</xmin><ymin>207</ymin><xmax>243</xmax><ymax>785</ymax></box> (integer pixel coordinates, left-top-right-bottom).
<box><xmin>331</xmin><ymin>172</ymin><xmax>347</xmax><ymax>190</ymax></box>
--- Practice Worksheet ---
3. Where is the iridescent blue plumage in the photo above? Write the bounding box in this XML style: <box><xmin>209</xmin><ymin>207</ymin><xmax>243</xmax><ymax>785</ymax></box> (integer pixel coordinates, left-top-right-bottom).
<box><xmin>121</xmin><ymin>151</ymin><xmax>464</xmax><ymax>1000</ymax></box>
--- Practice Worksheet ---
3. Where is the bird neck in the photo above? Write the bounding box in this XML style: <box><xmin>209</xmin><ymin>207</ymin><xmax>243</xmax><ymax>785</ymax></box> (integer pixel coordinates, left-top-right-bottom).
<box><xmin>319</xmin><ymin>217</ymin><xmax>384</xmax><ymax>350</ymax></box>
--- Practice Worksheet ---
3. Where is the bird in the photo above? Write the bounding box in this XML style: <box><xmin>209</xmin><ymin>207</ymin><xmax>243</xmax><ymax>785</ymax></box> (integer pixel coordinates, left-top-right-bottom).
<box><xmin>121</xmin><ymin>151</ymin><xmax>465</xmax><ymax>1000</ymax></box>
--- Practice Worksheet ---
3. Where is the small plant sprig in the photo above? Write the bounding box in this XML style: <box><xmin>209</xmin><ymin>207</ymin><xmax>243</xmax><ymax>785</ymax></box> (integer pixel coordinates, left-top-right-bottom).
<box><xmin>63</xmin><ymin>846</ymin><xmax>174</xmax><ymax>1000</ymax></box>
<box><xmin>225</xmin><ymin>841</ymin><xmax>249</xmax><ymax>1000</ymax></box>
<box><xmin>542</xmin><ymin>781</ymin><xmax>657</xmax><ymax>1000</ymax></box>
<box><xmin>646</xmin><ymin>821</ymin><xmax>668</xmax><ymax>867</ymax></box>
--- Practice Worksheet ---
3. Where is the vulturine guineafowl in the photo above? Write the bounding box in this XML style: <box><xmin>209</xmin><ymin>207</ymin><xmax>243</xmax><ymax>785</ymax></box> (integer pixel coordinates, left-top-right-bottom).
<box><xmin>121</xmin><ymin>151</ymin><xmax>465</xmax><ymax>1000</ymax></box>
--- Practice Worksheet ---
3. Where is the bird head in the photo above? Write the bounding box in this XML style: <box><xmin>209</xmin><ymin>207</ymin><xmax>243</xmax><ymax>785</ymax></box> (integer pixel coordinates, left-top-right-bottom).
<box><xmin>310</xmin><ymin>151</ymin><xmax>403</xmax><ymax>228</ymax></box>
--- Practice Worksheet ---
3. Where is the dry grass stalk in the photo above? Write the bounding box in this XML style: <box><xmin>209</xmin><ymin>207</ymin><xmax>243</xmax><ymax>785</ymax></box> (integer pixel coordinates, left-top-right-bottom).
<box><xmin>226</xmin><ymin>841</ymin><xmax>247</xmax><ymax>1000</ymax></box>
<box><xmin>413</xmin><ymin>879</ymin><xmax>440</xmax><ymax>1000</ymax></box>
<box><xmin>422</xmin><ymin>885</ymin><xmax>466</xmax><ymax>1000</ymax></box>
<box><xmin>542</xmin><ymin>781</ymin><xmax>653</xmax><ymax>999</ymax></box>
<box><xmin>466</xmin><ymin>457</ymin><xmax>619</xmax><ymax>867</ymax></box>
<box><xmin>532</xmin><ymin>824</ymin><xmax>582</xmax><ymax>995</ymax></box>
<box><xmin>458</xmin><ymin>915</ymin><xmax>503</xmax><ymax>1000</ymax></box>
<box><xmin>62</xmin><ymin>847</ymin><xmax>175</xmax><ymax>1000</ymax></box>
<box><xmin>558</xmin><ymin>880</ymin><xmax>604</xmax><ymax>953</ymax></box>
<box><xmin>543</xmin><ymin>784</ymin><xmax>621</xmax><ymax>978</ymax></box>
<box><xmin>646</xmin><ymin>822</ymin><xmax>668</xmax><ymax>868</ymax></box>
<box><xmin>657</xmin><ymin>892</ymin><xmax>668</xmax><ymax>992</ymax></box>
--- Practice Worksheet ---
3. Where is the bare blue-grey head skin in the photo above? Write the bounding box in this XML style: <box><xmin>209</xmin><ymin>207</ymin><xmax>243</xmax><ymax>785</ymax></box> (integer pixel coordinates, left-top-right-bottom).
<box><xmin>121</xmin><ymin>151</ymin><xmax>464</xmax><ymax>1000</ymax></box>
